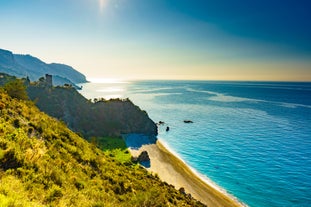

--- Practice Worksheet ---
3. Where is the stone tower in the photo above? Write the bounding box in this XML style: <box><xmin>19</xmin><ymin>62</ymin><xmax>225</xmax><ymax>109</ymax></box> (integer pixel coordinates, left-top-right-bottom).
<box><xmin>45</xmin><ymin>74</ymin><xmax>52</xmax><ymax>87</ymax></box>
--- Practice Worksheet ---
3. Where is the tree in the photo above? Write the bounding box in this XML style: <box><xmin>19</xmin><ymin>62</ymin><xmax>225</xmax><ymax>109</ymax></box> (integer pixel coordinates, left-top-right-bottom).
<box><xmin>3</xmin><ymin>79</ymin><xmax>29</xmax><ymax>100</ymax></box>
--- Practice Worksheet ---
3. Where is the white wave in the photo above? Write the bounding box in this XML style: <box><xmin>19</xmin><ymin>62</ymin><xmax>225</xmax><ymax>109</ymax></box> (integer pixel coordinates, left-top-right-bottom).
<box><xmin>186</xmin><ymin>88</ymin><xmax>311</xmax><ymax>108</ymax></box>
<box><xmin>133</xmin><ymin>86</ymin><xmax>184</xmax><ymax>94</ymax></box>
<box><xmin>280</xmin><ymin>102</ymin><xmax>311</xmax><ymax>109</ymax></box>
<box><xmin>186</xmin><ymin>88</ymin><xmax>260</xmax><ymax>103</ymax></box>
<box><xmin>208</xmin><ymin>94</ymin><xmax>259</xmax><ymax>103</ymax></box>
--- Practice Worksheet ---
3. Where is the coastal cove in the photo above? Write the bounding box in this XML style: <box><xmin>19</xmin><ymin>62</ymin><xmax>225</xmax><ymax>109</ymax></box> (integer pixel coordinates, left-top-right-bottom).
<box><xmin>123</xmin><ymin>133</ymin><xmax>244</xmax><ymax>206</ymax></box>
<box><xmin>79</xmin><ymin>80</ymin><xmax>311</xmax><ymax>207</ymax></box>
<box><xmin>128</xmin><ymin>139</ymin><xmax>245</xmax><ymax>206</ymax></box>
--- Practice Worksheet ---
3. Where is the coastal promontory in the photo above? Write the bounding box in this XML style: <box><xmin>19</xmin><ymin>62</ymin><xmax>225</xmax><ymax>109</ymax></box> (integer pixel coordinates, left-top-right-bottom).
<box><xmin>0</xmin><ymin>85</ymin><xmax>204</xmax><ymax>206</ymax></box>
<box><xmin>0</xmin><ymin>73</ymin><xmax>157</xmax><ymax>138</ymax></box>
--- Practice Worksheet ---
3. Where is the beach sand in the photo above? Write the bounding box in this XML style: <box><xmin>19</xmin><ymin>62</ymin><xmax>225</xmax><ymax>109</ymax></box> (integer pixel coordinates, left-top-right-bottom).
<box><xmin>129</xmin><ymin>140</ymin><xmax>245</xmax><ymax>207</ymax></box>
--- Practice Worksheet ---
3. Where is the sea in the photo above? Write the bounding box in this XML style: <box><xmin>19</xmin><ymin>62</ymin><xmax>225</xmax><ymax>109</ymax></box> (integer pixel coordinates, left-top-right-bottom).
<box><xmin>78</xmin><ymin>80</ymin><xmax>311</xmax><ymax>207</ymax></box>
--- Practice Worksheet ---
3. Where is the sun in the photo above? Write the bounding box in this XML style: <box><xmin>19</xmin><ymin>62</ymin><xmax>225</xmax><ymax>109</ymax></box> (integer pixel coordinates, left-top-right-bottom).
<box><xmin>98</xmin><ymin>0</ymin><xmax>109</xmax><ymax>12</ymax></box>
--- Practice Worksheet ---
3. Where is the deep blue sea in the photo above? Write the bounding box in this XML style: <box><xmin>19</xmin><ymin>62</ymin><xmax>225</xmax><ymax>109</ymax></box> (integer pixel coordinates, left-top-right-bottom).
<box><xmin>78</xmin><ymin>81</ymin><xmax>311</xmax><ymax>207</ymax></box>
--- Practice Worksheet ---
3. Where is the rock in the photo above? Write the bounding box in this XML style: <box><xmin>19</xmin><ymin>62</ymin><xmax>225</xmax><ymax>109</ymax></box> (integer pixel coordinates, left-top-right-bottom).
<box><xmin>183</xmin><ymin>120</ymin><xmax>193</xmax><ymax>123</ymax></box>
<box><xmin>158</xmin><ymin>121</ymin><xmax>165</xmax><ymax>125</ymax></box>
<box><xmin>138</xmin><ymin>151</ymin><xmax>150</xmax><ymax>162</ymax></box>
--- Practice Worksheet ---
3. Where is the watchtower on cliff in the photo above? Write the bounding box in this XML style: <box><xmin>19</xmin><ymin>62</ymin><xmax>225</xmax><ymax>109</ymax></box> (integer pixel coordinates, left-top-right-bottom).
<box><xmin>45</xmin><ymin>74</ymin><xmax>52</xmax><ymax>87</ymax></box>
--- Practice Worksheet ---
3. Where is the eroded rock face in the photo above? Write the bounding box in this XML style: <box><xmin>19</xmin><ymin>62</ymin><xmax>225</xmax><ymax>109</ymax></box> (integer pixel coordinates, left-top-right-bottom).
<box><xmin>92</xmin><ymin>99</ymin><xmax>158</xmax><ymax>137</ymax></box>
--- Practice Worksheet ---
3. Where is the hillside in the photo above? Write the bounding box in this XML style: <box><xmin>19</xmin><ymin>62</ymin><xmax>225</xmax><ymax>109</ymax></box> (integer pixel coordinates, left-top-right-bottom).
<box><xmin>0</xmin><ymin>48</ymin><xmax>87</xmax><ymax>85</ymax></box>
<box><xmin>0</xmin><ymin>89</ymin><xmax>205</xmax><ymax>207</ymax></box>
<box><xmin>0</xmin><ymin>73</ymin><xmax>156</xmax><ymax>138</ymax></box>
<box><xmin>27</xmin><ymin>83</ymin><xmax>157</xmax><ymax>138</ymax></box>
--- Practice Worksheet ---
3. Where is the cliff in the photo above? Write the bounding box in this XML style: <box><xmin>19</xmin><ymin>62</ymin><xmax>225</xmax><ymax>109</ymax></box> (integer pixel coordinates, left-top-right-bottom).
<box><xmin>0</xmin><ymin>89</ymin><xmax>204</xmax><ymax>207</ymax></box>
<box><xmin>25</xmin><ymin>79</ymin><xmax>157</xmax><ymax>137</ymax></box>
<box><xmin>0</xmin><ymin>48</ymin><xmax>87</xmax><ymax>85</ymax></box>
<box><xmin>0</xmin><ymin>72</ymin><xmax>156</xmax><ymax>138</ymax></box>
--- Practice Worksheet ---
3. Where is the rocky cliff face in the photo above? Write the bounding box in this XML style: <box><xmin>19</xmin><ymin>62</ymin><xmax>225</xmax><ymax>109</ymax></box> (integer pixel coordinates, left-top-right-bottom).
<box><xmin>0</xmin><ymin>48</ymin><xmax>87</xmax><ymax>85</ymax></box>
<box><xmin>92</xmin><ymin>100</ymin><xmax>158</xmax><ymax>136</ymax></box>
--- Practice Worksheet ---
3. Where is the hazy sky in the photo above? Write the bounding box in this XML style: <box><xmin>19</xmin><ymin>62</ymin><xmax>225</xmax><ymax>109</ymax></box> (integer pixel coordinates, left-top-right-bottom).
<box><xmin>1</xmin><ymin>0</ymin><xmax>311</xmax><ymax>81</ymax></box>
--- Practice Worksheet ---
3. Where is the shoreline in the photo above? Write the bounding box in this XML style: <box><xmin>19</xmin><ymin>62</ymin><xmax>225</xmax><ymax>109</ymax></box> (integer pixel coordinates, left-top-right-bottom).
<box><xmin>129</xmin><ymin>140</ymin><xmax>246</xmax><ymax>207</ymax></box>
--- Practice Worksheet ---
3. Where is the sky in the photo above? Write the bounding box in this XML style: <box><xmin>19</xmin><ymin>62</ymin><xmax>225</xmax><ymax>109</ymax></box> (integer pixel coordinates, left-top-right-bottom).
<box><xmin>0</xmin><ymin>0</ymin><xmax>311</xmax><ymax>81</ymax></box>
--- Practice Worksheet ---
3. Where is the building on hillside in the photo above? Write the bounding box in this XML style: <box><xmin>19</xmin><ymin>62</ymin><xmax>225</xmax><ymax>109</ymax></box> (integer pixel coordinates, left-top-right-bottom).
<box><xmin>45</xmin><ymin>74</ymin><xmax>52</xmax><ymax>87</ymax></box>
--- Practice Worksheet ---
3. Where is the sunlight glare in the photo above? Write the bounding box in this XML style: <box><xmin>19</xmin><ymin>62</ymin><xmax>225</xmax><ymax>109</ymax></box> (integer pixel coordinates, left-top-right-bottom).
<box><xmin>99</xmin><ymin>0</ymin><xmax>109</xmax><ymax>12</ymax></box>
<box><xmin>87</xmin><ymin>78</ymin><xmax>129</xmax><ymax>84</ymax></box>
<box><xmin>97</xmin><ymin>87</ymin><xmax>124</xmax><ymax>92</ymax></box>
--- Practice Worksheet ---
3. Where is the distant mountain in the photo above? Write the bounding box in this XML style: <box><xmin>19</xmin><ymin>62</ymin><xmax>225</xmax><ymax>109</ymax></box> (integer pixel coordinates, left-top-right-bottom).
<box><xmin>0</xmin><ymin>48</ymin><xmax>87</xmax><ymax>85</ymax></box>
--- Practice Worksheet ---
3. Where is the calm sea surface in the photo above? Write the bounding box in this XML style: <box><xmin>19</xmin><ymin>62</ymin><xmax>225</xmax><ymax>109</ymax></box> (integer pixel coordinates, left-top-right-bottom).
<box><xmin>78</xmin><ymin>81</ymin><xmax>311</xmax><ymax>207</ymax></box>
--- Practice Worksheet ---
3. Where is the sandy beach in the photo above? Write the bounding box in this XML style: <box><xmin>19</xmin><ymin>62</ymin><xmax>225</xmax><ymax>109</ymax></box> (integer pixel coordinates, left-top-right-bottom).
<box><xmin>129</xmin><ymin>140</ymin><xmax>246</xmax><ymax>207</ymax></box>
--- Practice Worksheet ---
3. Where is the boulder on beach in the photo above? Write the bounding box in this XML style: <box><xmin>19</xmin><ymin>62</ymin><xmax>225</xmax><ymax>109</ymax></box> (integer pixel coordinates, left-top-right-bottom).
<box><xmin>131</xmin><ymin>151</ymin><xmax>151</xmax><ymax>168</ymax></box>
<box><xmin>138</xmin><ymin>151</ymin><xmax>150</xmax><ymax>162</ymax></box>
<box><xmin>131</xmin><ymin>151</ymin><xmax>150</xmax><ymax>163</ymax></box>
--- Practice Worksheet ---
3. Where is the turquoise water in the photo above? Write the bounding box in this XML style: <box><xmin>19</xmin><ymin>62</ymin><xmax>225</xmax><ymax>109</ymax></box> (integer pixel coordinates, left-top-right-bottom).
<box><xmin>79</xmin><ymin>81</ymin><xmax>311</xmax><ymax>207</ymax></box>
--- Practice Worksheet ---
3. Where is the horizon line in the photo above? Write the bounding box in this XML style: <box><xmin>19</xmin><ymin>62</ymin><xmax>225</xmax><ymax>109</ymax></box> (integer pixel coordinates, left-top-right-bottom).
<box><xmin>86</xmin><ymin>77</ymin><xmax>311</xmax><ymax>84</ymax></box>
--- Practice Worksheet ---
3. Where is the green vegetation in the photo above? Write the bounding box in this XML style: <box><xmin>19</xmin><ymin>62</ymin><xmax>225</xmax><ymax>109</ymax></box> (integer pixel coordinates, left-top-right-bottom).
<box><xmin>3</xmin><ymin>78</ymin><xmax>28</xmax><ymax>100</ymax></box>
<box><xmin>91</xmin><ymin>136</ymin><xmax>131</xmax><ymax>164</ymax></box>
<box><xmin>0</xmin><ymin>89</ymin><xmax>205</xmax><ymax>206</ymax></box>
<box><xmin>93</xmin><ymin>136</ymin><xmax>127</xmax><ymax>151</ymax></box>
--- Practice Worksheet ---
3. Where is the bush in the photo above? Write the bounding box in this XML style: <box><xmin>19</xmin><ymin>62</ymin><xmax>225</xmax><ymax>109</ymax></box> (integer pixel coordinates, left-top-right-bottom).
<box><xmin>3</xmin><ymin>79</ymin><xmax>29</xmax><ymax>100</ymax></box>
<box><xmin>13</xmin><ymin>119</ymin><xmax>20</xmax><ymax>128</ymax></box>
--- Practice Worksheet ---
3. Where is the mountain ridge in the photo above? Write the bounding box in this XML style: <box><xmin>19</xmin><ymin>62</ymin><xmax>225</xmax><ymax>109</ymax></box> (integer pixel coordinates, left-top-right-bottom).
<box><xmin>0</xmin><ymin>48</ymin><xmax>87</xmax><ymax>86</ymax></box>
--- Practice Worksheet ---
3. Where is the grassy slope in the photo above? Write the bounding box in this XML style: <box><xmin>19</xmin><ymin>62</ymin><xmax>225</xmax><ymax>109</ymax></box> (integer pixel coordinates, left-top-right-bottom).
<box><xmin>0</xmin><ymin>90</ymin><xmax>205</xmax><ymax>207</ymax></box>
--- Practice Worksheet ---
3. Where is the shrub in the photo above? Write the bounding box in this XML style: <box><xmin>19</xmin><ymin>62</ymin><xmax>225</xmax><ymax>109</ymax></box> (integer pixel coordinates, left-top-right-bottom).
<box><xmin>13</xmin><ymin>119</ymin><xmax>20</xmax><ymax>128</ymax></box>
<box><xmin>3</xmin><ymin>79</ymin><xmax>29</xmax><ymax>100</ymax></box>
